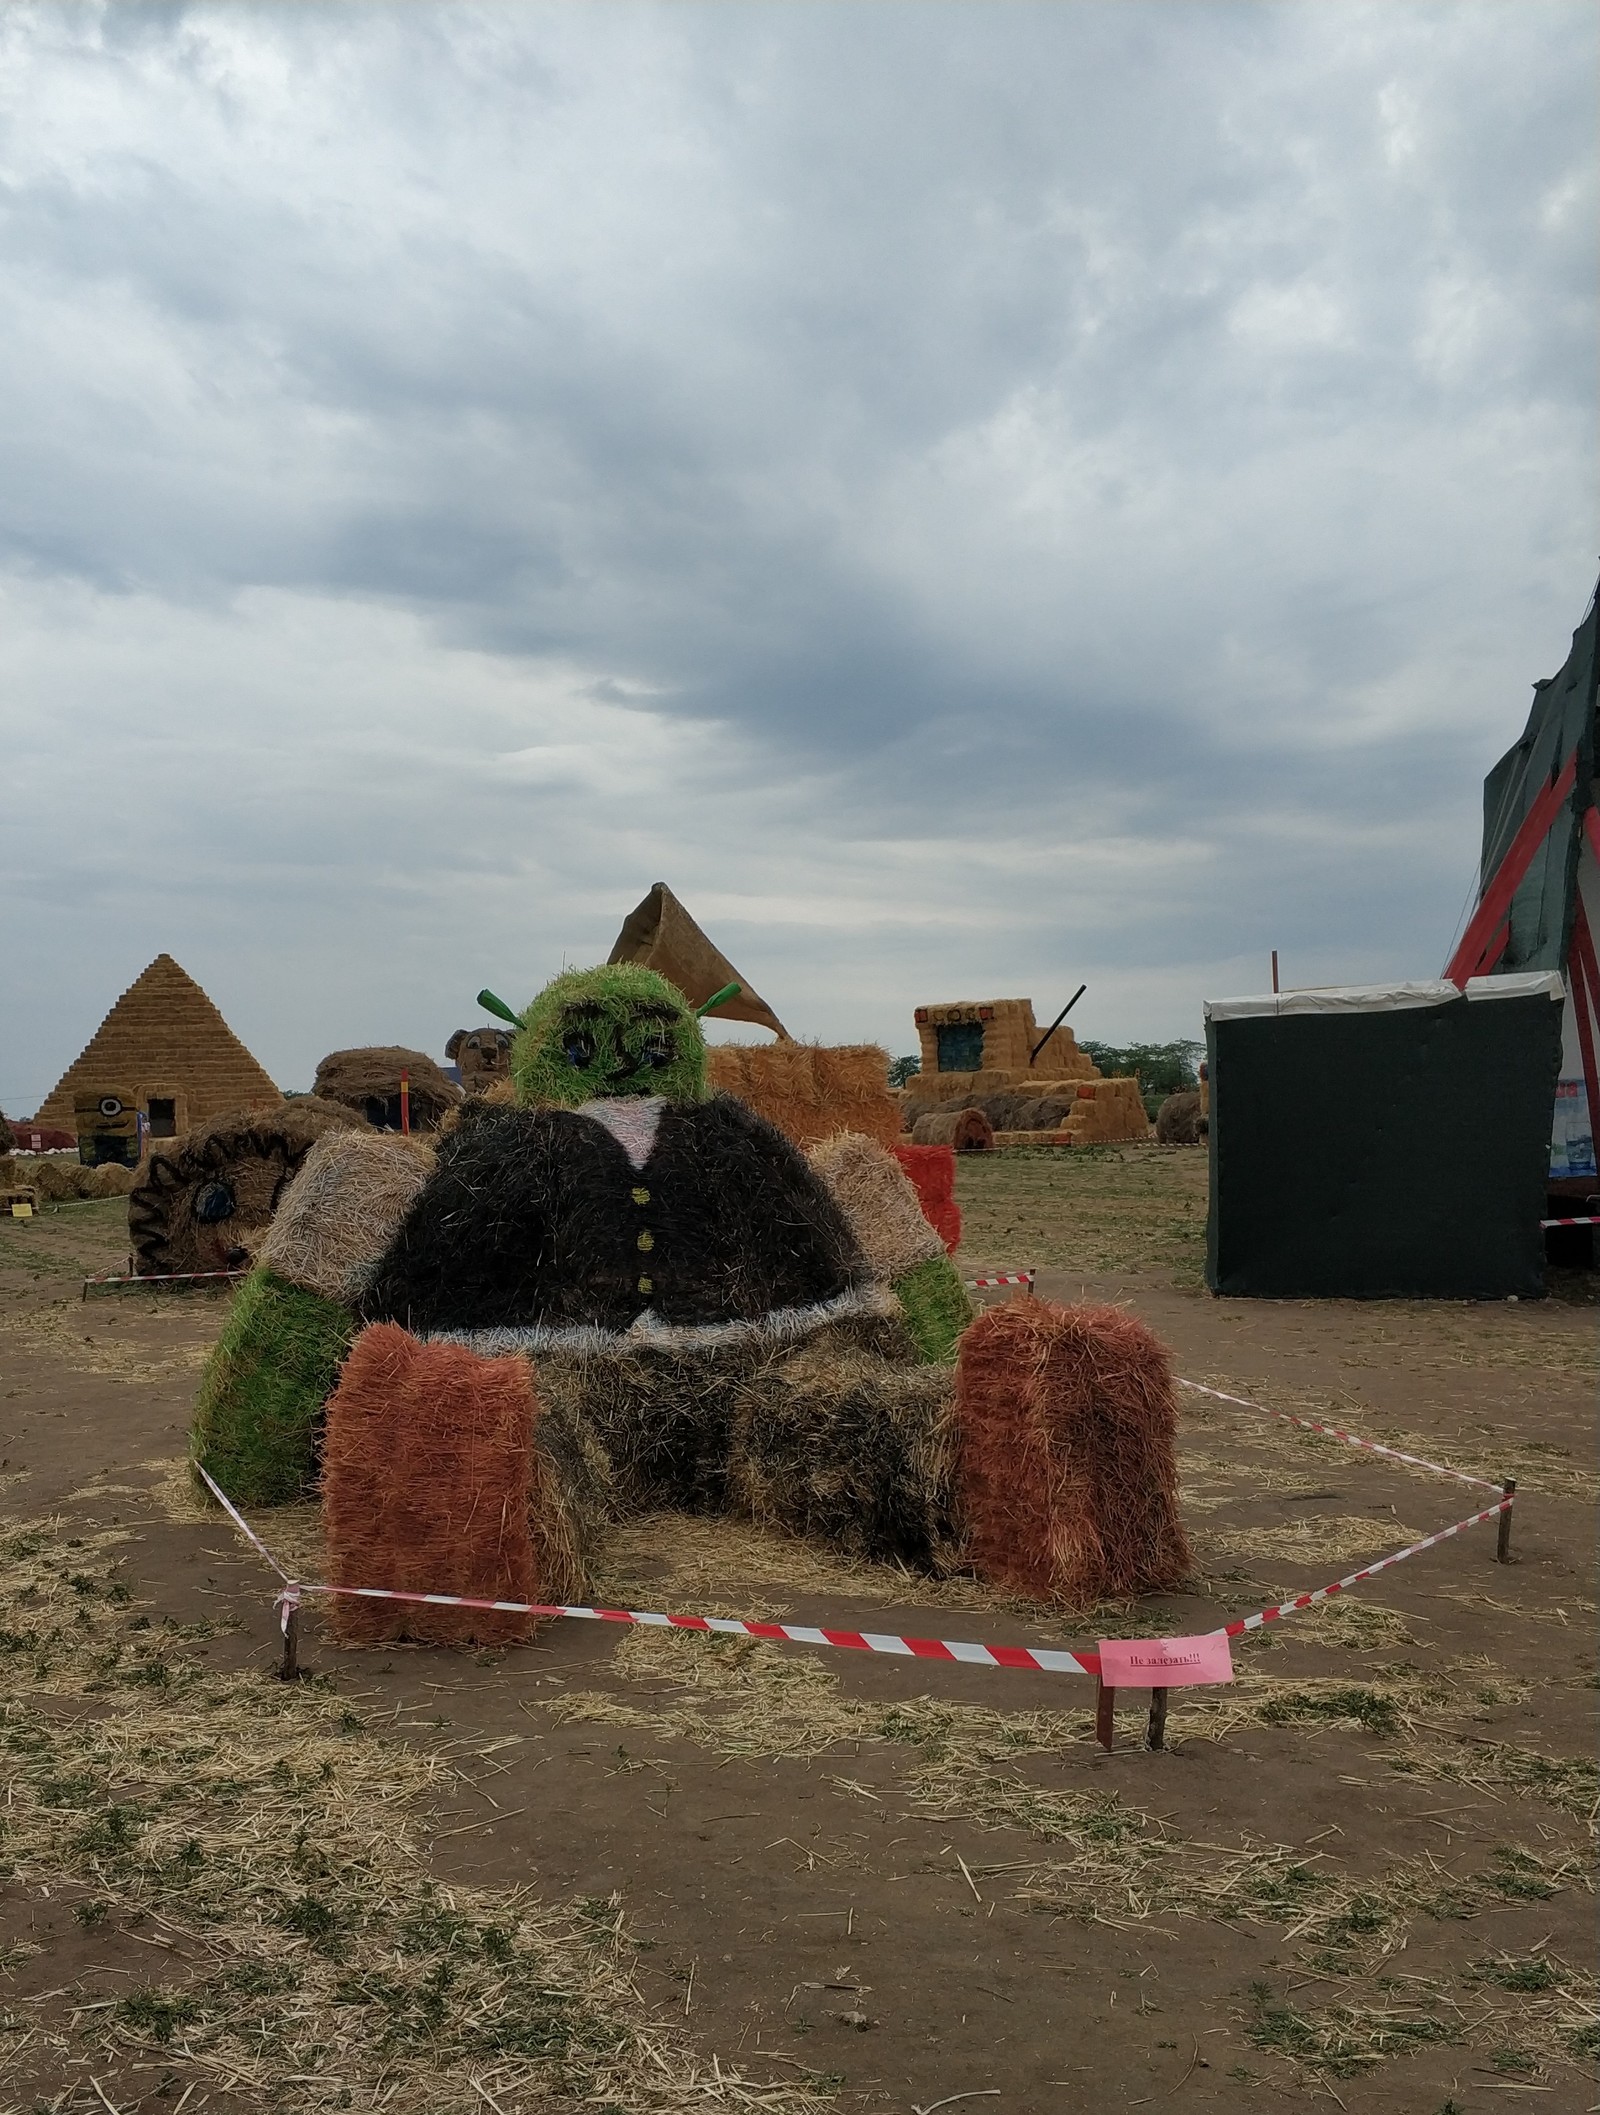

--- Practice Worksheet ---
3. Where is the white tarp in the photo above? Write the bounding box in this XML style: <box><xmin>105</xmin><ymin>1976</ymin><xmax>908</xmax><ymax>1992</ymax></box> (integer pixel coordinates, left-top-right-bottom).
<box><xmin>1204</xmin><ymin>972</ymin><xmax>1564</xmax><ymax>1023</ymax></box>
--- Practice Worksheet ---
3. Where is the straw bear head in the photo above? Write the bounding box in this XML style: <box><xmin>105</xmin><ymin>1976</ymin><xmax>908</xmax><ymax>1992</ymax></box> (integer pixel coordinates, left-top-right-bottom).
<box><xmin>509</xmin><ymin>964</ymin><xmax>708</xmax><ymax>1107</ymax></box>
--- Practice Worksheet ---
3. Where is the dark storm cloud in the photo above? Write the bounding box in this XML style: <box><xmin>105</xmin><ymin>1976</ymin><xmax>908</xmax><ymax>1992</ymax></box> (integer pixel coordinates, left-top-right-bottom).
<box><xmin>0</xmin><ymin>2</ymin><xmax>1594</xmax><ymax>1108</ymax></box>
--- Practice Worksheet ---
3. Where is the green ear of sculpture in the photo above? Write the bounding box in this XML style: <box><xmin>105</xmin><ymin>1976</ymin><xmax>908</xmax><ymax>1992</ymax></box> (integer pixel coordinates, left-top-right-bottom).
<box><xmin>509</xmin><ymin>964</ymin><xmax>709</xmax><ymax>1108</ymax></box>
<box><xmin>477</xmin><ymin>988</ymin><xmax>523</xmax><ymax>1028</ymax></box>
<box><xmin>696</xmin><ymin>981</ymin><xmax>742</xmax><ymax>1017</ymax></box>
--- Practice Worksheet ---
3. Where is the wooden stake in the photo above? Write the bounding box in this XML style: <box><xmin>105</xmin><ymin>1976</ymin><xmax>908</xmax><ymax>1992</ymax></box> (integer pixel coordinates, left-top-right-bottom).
<box><xmin>1095</xmin><ymin>1676</ymin><xmax>1115</xmax><ymax>1752</ymax></box>
<box><xmin>1146</xmin><ymin>1688</ymin><xmax>1169</xmax><ymax>1751</ymax></box>
<box><xmin>1496</xmin><ymin>1478</ymin><xmax>1516</xmax><ymax>1563</ymax></box>
<box><xmin>278</xmin><ymin>1601</ymin><xmax>300</xmax><ymax>1681</ymax></box>
<box><xmin>399</xmin><ymin>1068</ymin><xmax>412</xmax><ymax>1137</ymax></box>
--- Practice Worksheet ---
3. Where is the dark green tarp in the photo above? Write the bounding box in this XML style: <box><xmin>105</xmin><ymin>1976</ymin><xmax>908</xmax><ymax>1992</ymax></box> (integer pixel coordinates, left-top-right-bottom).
<box><xmin>1205</xmin><ymin>983</ymin><xmax>1564</xmax><ymax>1299</ymax></box>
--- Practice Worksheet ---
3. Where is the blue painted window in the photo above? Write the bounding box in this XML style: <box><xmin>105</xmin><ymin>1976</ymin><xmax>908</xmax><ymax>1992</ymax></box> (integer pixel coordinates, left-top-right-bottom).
<box><xmin>935</xmin><ymin>1021</ymin><xmax>985</xmax><ymax>1072</ymax></box>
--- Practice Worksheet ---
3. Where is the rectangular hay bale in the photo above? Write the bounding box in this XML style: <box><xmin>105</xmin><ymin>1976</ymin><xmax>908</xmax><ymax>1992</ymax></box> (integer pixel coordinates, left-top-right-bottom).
<box><xmin>952</xmin><ymin>1298</ymin><xmax>1190</xmax><ymax>1605</ymax></box>
<box><xmin>321</xmin><ymin>1324</ymin><xmax>541</xmax><ymax>1646</ymax></box>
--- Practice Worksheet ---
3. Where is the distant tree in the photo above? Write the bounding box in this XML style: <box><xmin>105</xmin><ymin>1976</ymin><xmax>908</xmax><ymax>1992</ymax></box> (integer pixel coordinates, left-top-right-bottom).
<box><xmin>1078</xmin><ymin>1039</ymin><xmax>1201</xmax><ymax>1120</ymax></box>
<box><xmin>888</xmin><ymin>1054</ymin><xmax>922</xmax><ymax>1088</ymax></box>
<box><xmin>0</xmin><ymin>1108</ymin><xmax>13</xmax><ymax>1155</ymax></box>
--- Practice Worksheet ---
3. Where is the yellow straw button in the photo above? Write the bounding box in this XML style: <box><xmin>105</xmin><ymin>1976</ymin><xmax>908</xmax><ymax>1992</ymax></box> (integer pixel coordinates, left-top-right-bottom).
<box><xmin>637</xmin><ymin>1229</ymin><xmax>655</xmax><ymax>1251</ymax></box>
<box><xmin>631</xmin><ymin>1186</ymin><xmax>650</xmax><ymax>1205</ymax></box>
<box><xmin>637</xmin><ymin>1275</ymin><xmax>653</xmax><ymax>1294</ymax></box>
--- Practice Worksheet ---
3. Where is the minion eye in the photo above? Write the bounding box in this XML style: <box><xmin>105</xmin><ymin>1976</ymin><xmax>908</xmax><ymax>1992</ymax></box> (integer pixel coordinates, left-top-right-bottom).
<box><xmin>563</xmin><ymin>1031</ymin><xmax>596</xmax><ymax>1069</ymax></box>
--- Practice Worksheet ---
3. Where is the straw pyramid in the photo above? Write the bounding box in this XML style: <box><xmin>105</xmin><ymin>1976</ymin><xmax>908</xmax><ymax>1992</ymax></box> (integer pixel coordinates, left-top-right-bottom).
<box><xmin>36</xmin><ymin>955</ymin><xmax>281</xmax><ymax>1129</ymax></box>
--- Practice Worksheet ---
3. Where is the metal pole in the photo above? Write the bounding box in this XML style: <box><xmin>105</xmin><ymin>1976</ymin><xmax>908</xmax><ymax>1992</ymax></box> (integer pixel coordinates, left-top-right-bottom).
<box><xmin>1146</xmin><ymin>1688</ymin><xmax>1169</xmax><ymax>1751</ymax></box>
<box><xmin>1496</xmin><ymin>1478</ymin><xmax>1516</xmax><ymax>1563</ymax></box>
<box><xmin>1271</xmin><ymin>949</ymin><xmax>1280</xmax><ymax>994</ymax></box>
<box><xmin>1030</xmin><ymin>985</ymin><xmax>1087</xmax><ymax>1066</ymax></box>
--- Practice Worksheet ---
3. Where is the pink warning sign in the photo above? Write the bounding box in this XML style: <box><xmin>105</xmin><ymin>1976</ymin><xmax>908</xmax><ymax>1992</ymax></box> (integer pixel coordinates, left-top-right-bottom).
<box><xmin>1097</xmin><ymin>1633</ymin><xmax>1234</xmax><ymax>1688</ymax></box>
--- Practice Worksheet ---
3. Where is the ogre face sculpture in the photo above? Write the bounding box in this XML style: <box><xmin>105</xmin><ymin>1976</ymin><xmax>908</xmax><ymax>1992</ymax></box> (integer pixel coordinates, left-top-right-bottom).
<box><xmin>508</xmin><ymin>964</ymin><xmax>708</xmax><ymax>1109</ymax></box>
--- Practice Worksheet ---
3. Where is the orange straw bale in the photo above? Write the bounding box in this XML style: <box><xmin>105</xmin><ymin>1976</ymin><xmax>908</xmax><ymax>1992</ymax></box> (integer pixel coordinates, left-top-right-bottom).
<box><xmin>321</xmin><ymin>1324</ymin><xmax>539</xmax><ymax>1646</ymax></box>
<box><xmin>952</xmin><ymin>1298</ymin><xmax>1191</xmax><ymax>1606</ymax></box>
<box><xmin>706</xmin><ymin>1042</ymin><xmax>901</xmax><ymax>1150</ymax></box>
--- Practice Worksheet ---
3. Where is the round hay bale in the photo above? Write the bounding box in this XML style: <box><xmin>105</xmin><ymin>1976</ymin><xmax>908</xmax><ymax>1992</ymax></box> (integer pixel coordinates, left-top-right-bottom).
<box><xmin>28</xmin><ymin>1159</ymin><xmax>83</xmax><ymax>1202</ymax></box>
<box><xmin>128</xmin><ymin>1100</ymin><xmax>359</xmax><ymax>1277</ymax></box>
<box><xmin>1155</xmin><ymin>1090</ymin><xmax>1207</xmax><ymax>1145</ymax></box>
<box><xmin>87</xmin><ymin>1162</ymin><xmax>135</xmax><ymax>1197</ymax></box>
<box><xmin>312</xmin><ymin>1048</ymin><xmax>461</xmax><ymax>1133</ymax></box>
<box><xmin>1012</xmin><ymin>1093</ymin><xmax>1077</xmax><ymax>1132</ymax></box>
<box><xmin>911</xmin><ymin>1107</ymin><xmax>994</xmax><ymax>1152</ymax></box>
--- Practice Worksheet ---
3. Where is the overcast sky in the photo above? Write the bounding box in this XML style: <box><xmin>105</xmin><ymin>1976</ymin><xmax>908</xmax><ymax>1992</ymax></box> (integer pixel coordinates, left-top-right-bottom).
<box><xmin>3</xmin><ymin>1</ymin><xmax>1595</xmax><ymax>1110</ymax></box>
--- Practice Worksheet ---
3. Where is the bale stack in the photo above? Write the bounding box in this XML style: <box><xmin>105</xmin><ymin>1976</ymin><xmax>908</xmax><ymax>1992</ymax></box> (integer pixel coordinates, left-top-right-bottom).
<box><xmin>707</xmin><ymin>1042</ymin><xmax>901</xmax><ymax>1150</ymax></box>
<box><xmin>952</xmin><ymin>1298</ymin><xmax>1191</xmax><ymax>1606</ymax></box>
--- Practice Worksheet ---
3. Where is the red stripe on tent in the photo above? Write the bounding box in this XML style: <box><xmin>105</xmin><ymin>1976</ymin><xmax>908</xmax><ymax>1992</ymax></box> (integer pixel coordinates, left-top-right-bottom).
<box><xmin>1570</xmin><ymin>897</ymin><xmax>1600</xmax><ymax>1155</ymax></box>
<box><xmin>1445</xmin><ymin>749</ymin><xmax>1579</xmax><ymax>986</ymax></box>
<box><xmin>1584</xmin><ymin>805</ymin><xmax>1600</xmax><ymax>864</ymax></box>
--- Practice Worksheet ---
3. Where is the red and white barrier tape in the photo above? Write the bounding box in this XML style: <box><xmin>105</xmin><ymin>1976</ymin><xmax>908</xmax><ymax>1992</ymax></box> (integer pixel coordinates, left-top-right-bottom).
<box><xmin>1219</xmin><ymin>1497</ymin><xmax>1512</xmax><ymax>1637</ymax></box>
<box><xmin>1176</xmin><ymin>1377</ymin><xmax>1501</xmax><ymax>1493</ymax></box>
<box><xmin>964</xmin><ymin>1270</ymin><xmax>1036</xmax><ymax>1289</ymax></box>
<box><xmin>1541</xmin><ymin>1216</ymin><xmax>1600</xmax><ymax>1227</ymax></box>
<box><xmin>198</xmin><ymin>1468</ymin><xmax>1513</xmax><ymax>1680</ymax></box>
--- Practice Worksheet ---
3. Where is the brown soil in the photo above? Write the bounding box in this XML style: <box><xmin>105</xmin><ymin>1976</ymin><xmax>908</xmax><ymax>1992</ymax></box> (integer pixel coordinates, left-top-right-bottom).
<box><xmin>0</xmin><ymin>1167</ymin><xmax>1594</xmax><ymax>2115</ymax></box>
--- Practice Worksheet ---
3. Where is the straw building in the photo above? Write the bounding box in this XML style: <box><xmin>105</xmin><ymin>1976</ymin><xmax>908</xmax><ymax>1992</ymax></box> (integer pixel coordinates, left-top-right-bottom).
<box><xmin>36</xmin><ymin>955</ymin><xmax>280</xmax><ymax>1140</ymax></box>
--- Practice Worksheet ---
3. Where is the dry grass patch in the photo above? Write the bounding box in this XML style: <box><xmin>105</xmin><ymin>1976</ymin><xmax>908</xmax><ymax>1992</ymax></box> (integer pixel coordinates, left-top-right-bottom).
<box><xmin>0</xmin><ymin>1520</ymin><xmax>836</xmax><ymax>2114</ymax></box>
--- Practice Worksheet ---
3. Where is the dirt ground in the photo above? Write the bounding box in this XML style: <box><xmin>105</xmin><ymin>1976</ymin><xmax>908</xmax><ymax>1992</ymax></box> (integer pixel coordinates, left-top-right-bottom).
<box><xmin>0</xmin><ymin>1147</ymin><xmax>1594</xmax><ymax>2115</ymax></box>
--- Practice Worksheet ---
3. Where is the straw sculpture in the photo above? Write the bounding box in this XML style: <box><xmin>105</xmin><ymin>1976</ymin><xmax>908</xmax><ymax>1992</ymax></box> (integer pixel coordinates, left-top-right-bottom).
<box><xmin>911</xmin><ymin>1107</ymin><xmax>994</xmax><ymax>1152</ymax></box>
<box><xmin>1155</xmin><ymin>1089</ymin><xmax>1207</xmax><ymax>1144</ymax></box>
<box><xmin>952</xmin><ymin>1298</ymin><xmax>1191</xmax><ymax>1606</ymax></box>
<box><xmin>891</xmin><ymin>1143</ymin><xmax>961</xmax><ymax>1254</ymax></box>
<box><xmin>258</xmin><ymin>1128</ymin><xmax>434</xmax><ymax>1305</ymax></box>
<box><xmin>191</xmin><ymin>1269</ymin><xmax>355</xmax><ymax>1506</ymax></box>
<box><xmin>312</xmin><ymin>1048</ymin><xmax>461</xmax><ymax>1132</ymax></box>
<box><xmin>706</xmin><ymin>1042</ymin><xmax>901</xmax><ymax>1150</ymax></box>
<box><xmin>128</xmin><ymin>1099</ymin><xmax>358</xmax><ymax>1276</ymax></box>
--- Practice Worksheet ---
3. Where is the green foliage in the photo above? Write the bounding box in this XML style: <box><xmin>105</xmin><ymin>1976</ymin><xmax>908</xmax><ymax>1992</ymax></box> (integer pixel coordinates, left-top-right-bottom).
<box><xmin>1079</xmin><ymin>1038</ymin><xmax>1201</xmax><ymax>1118</ymax></box>
<box><xmin>892</xmin><ymin>1252</ymin><xmax>973</xmax><ymax>1363</ymax></box>
<box><xmin>191</xmin><ymin>1268</ymin><xmax>354</xmax><ymax>1506</ymax></box>
<box><xmin>888</xmin><ymin>1055</ymin><xmax>921</xmax><ymax>1087</ymax></box>
<box><xmin>509</xmin><ymin>964</ymin><xmax>708</xmax><ymax>1108</ymax></box>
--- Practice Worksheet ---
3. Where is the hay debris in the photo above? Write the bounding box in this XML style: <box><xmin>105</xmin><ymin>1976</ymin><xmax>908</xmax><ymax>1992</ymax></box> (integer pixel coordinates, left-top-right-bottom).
<box><xmin>258</xmin><ymin>1124</ymin><xmax>434</xmax><ymax>1304</ymax></box>
<box><xmin>190</xmin><ymin>1267</ymin><xmax>355</xmax><ymax>1505</ymax></box>
<box><xmin>952</xmin><ymin>1297</ymin><xmax>1192</xmax><ymax>1605</ymax></box>
<box><xmin>806</xmin><ymin>1130</ymin><xmax>944</xmax><ymax>1281</ymax></box>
